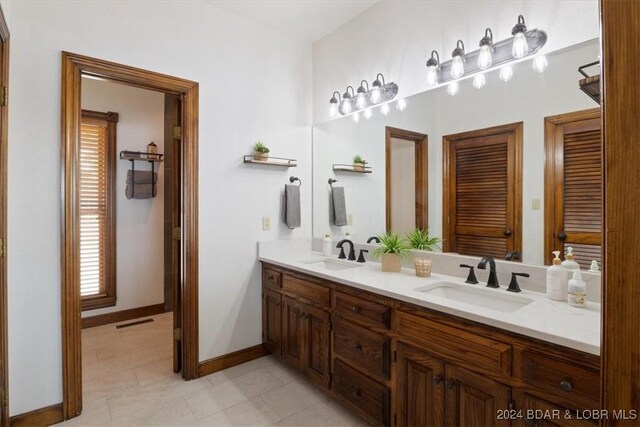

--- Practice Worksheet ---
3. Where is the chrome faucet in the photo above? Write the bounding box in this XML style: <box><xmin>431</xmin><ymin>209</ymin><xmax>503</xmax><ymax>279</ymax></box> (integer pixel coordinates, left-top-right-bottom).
<box><xmin>477</xmin><ymin>256</ymin><xmax>500</xmax><ymax>288</ymax></box>
<box><xmin>336</xmin><ymin>239</ymin><xmax>356</xmax><ymax>261</ymax></box>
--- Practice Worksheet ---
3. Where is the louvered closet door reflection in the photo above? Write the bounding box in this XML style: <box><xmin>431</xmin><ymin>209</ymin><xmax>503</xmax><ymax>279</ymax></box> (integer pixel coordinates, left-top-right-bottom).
<box><xmin>554</xmin><ymin>118</ymin><xmax>602</xmax><ymax>269</ymax></box>
<box><xmin>447</xmin><ymin>131</ymin><xmax>519</xmax><ymax>259</ymax></box>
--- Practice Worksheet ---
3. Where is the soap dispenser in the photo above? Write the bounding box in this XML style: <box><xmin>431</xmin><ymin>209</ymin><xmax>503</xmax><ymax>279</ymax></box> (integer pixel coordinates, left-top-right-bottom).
<box><xmin>322</xmin><ymin>234</ymin><xmax>333</xmax><ymax>256</ymax></box>
<box><xmin>546</xmin><ymin>251</ymin><xmax>566</xmax><ymax>301</ymax></box>
<box><xmin>561</xmin><ymin>247</ymin><xmax>580</xmax><ymax>271</ymax></box>
<box><xmin>568</xmin><ymin>269</ymin><xmax>587</xmax><ymax>308</ymax></box>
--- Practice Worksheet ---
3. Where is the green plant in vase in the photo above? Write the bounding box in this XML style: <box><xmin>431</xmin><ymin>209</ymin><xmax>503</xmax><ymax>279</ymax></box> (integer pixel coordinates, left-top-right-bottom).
<box><xmin>406</xmin><ymin>228</ymin><xmax>442</xmax><ymax>277</ymax></box>
<box><xmin>254</xmin><ymin>141</ymin><xmax>270</xmax><ymax>161</ymax></box>
<box><xmin>372</xmin><ymin>232</ymin><xmax>411</xmax><ymax>272</ymax></box>
<box><xmin>352</xmin><ymin>154</ymin><xmax>368</xmax><ymax>171</ymax></box>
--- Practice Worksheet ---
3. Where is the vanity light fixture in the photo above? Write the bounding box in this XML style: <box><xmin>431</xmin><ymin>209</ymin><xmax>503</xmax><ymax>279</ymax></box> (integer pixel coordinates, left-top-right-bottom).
<box><xmin>371</xmin><ymin>73</ymin><xmax>385</xmax><ymax>104</ymax></box>
<box><xmin>532</xmin><ymin>55</ymin><xmax>548</xmax><ymax>73</ymax></box>
<box><xmin>511</xmin><ymin>15</ymin><xmax>529</xmax><ymax>59</ymax></box>
<box><xmin>499</xmin><ymin>65</ymin><xmax>514</xmax><ymax>82</ymax></box>
<box><xmin>472</xmin><ymin>73</ymin><xmax>486</xmax><ymax>89</ymax></box>
<box><xmin>425</xmin><ymin>50</ymin><xmax>440</xmax><ymax>87</ymax></box>
<box><xmin>450</xmin><ymin>40</ymin><xmax>466</xmax><ymax>78</ymax></box>
<box><xmin>329</xmin><ymin>91</ymin><xmax>341</xmax><ymax>118</ymax></box>
<box><xmin>447</xmin><ymin>81</ymin><xmax>460</xmax><ymax>96</ymax></box>
<box><xmin>396</xmin><ymin>98</ymin><xmax>407</xmax><ymax>111</ymax></box>
<box><xmin>341</xmin><ymin>86</ymin><xmax>354</xmax><ymax>114</ymax></box>
<box><xmin>356</xmin><ymin>80</ymin><xmax>369</xmax><ymax>109</ymax></box>
<box><xmin>380</xmin><ymin>103</ymin><xmax>390</xmax><ymax>115</ymax></box>
<box><xmin>477</xmin><ymin>28</ymin><xmax>494</xmax><ymax>70</ymax></box>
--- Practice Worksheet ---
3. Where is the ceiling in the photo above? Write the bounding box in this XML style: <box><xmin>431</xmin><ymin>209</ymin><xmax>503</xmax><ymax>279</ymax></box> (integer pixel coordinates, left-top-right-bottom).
<box><xmin>209</xmin><ymin>0</ymin><xmax>380</xmax><ymax>43</ymax></box>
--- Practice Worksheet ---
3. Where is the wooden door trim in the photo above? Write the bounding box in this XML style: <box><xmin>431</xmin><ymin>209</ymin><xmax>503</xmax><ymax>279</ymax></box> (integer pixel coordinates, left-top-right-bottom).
<box><xmin>442</xmin><ymin>122</ymin><xmax>523</xmax><ymax>256</ymax></box>
<box><xmin>0</xmin><ymin>4</ymin><xmax>8</xmax><ymax>426</ymax></box>
<box><xmin>543</xmin><ymin>108</ymin><xmax>601</xmax><ymax>265</ymax></box>
<box><xmin>385</xmin><ymin>126</ymin><xmax>429</xmax><ymax>232</ymax></box>
<box><xmin>600</xmin><ymin>1</ymin><xmax>640</xmax><ymax>423</ymax></box>
<box><xmin>61</xmin><ymin>52</ymin><xmax>199</xmax><ymax>420</ymax></box>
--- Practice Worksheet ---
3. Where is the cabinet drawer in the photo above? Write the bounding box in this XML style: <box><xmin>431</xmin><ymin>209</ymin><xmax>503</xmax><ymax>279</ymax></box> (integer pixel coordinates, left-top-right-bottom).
<box><xmin>262</xmin><ymin>268</ymin><xmax>282</xmax><ymax>289</ymax></box>
<box><xmin>517</xmin><ymin>350</ymin><xmax>599</xmax><ymax>409</ymax></box>
<box><xmin>333</xmin><ymin>291</ymin><xmax>391</xmax><ymax>329</ymax></box>
<box><xmin>282</xmin><ymin>275</ymin><xmax>330</xmax><ymax>307</ymax></box>
<box><xmin>334</xmin><ymin>316</ymin><xmax>390</xmax><ymax>381</ymax></box>
<box><xmin>396</xmin><ymin>310</ymin><xmax>512</xmax><ymax>376</ymax></box>
<box><xmin>333</xmin><ymin>359</ymin><xmax>390</xmax><ymax>427</ymax></box>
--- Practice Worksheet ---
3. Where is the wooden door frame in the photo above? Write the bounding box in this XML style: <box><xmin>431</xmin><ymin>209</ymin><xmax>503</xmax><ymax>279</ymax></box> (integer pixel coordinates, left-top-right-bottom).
<box><xmin>385</xmin><ymin>126</ymin><xmax>429</xmax><ymax>232</ymax></box>
<box><xmin>60</xmin><ymin>52</ymin><xmax>199</xmax><ymax>420</ymax></box>
<box><xmin>0</xmin><ymin>5</ymin><xmax>8</xmax><ymax>426</ymax></box>
<box><xmin>543</xmin><ymin>108</ymin><xmax>601</xmax><ymax>265</ymax></box>
<box><xmin>442</xmin><ymin>122</ymin><xmax>523</xmax><ymax>255</ymax></box>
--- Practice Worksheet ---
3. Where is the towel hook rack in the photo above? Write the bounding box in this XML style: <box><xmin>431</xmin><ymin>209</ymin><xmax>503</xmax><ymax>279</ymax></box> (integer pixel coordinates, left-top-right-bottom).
<box><xmin>289</xmin><ymin>176</ymin><xmax>301</xmax><ymax>186</ymax></box>
<box><xmin>328</xmin><ymin>178</ymin><xmax>338</xmax><ymax>187</ymax></box>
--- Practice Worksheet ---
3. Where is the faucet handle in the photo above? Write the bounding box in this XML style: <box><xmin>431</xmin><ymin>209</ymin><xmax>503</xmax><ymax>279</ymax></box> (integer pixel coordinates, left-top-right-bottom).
<box><xmin>507</xmin><ymin>272</ymin><xmax>530</xmax><ymax>293</ymax></box>
<box><xmin>357</xmin><ymin>249</ymin><xmax>368</xmax><ymax>263</ymax></box>
<box><xmin>459</xmin><ymin>264</ymin><xmax>479</xmax><ymax>285</ymax></box>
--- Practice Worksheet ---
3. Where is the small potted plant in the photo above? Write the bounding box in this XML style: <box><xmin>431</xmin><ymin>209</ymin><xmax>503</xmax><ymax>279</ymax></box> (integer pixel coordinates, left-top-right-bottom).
<box><xmin>353</xmin><ymin>154</ymin><xmax>368</xmax><ymax>171</ymax></box>
<box><xmin>372</xmin><ymin>232</ymin><xmax>411</xmax><ymax>272</ymax></box>
<box><xmin>253</xmin><ymin>141</ymin><xmax>270</xmax><ymax>161</ymax></box>
<box><xmin>406</xmin><ymin>228</ymin><xmax>442</xmax><ymax>277</ymax></box>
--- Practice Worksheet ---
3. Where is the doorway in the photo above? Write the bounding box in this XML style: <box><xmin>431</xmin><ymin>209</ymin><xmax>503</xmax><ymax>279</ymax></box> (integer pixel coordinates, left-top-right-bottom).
<box><xmin>442</xmin><ymin>122</ymin><xmax>523</xmax><ymax>259</ymax></box>
<box><xmin>0</xmin><ymin>6</ymin><xmax>8</xmax><ymax>426</ymax></box>
<box><xmin>385</xmin><ymin>127</ymin><xmax>428</xmax><ymax>233</ymax></box>
<box><xmin>61</xmin><ymin>52</ymin><xmax>199</xmax><ymax>420</ymax></box>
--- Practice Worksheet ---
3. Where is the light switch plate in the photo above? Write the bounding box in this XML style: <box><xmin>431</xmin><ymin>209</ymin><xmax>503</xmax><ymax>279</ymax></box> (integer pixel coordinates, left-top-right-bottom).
<box><xmin>347</xmin><ymin>213</ymin><xmax>353</xmax><ymax>225</ymax></box>
<box><xmin>262</xmin><ymin>216</ymin><xmax>271</xmax><ymax>231</ymax></box>
<box><xmin>531</xmin><ymin>199</ymin><xmax>541</xmax><ymax>210</ymax></box>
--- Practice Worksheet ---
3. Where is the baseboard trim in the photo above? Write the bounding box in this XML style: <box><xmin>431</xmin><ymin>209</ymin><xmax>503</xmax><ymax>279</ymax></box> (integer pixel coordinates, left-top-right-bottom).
<box><xmin>81</xmin><ymin>303</ymin><xmax>166</xmax><ymax>329</ymax></box>
<box><xmin>10</xmin><ymin>403</ymin><xmax>64</xmax><ymax>427</ymax></box>
<box><xmin>198</xmin><ymin>344</ymin><xmax>269</xmax><ymax>377</ymax></box>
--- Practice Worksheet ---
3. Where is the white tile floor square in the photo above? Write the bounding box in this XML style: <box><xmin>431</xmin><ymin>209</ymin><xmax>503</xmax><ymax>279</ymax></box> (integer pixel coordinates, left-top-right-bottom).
<box><xmin>56</xmin><ymin>313</ymin><xmax>365</xmax><ymax>426</ymax></box>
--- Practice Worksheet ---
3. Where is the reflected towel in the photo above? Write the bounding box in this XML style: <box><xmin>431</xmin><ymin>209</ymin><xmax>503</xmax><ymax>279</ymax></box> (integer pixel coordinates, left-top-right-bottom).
<box><xmin>332</xmin><ymin>186</ymin><xmax>348</xmax><ymax>226</ymax></box>
<box><xmin>285</xmin><ymin>184</ymin><xmax>301</xmax><ymax>229</ymax></box>
<box><xmin>125</xmin><ymin>184</ymin><xmax>155</xmax><ymax>199</ymax></box>
<box><xmin>126</xmin><ymin>170</ymin><xmax>158</xmax><ymax>184</ymax></box>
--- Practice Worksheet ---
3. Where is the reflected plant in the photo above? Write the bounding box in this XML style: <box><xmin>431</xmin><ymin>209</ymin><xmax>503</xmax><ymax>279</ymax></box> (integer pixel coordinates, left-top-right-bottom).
<box><xmin>406</xmin><ymin>228</ymin><xmax>442</xmax><ymax>251</ymax></box>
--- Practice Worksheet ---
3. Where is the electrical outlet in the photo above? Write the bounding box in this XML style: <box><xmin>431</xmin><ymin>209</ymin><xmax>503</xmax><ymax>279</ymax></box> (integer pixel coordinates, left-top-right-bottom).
<box><xmin>531</xmin><ymin>199</ymin><xmax>541</xmax><ymax>210</ymax></box>
<box><xmin>262</xmin><ymin>216</ymin><xmax>271</xmax><ymax>231</ymax></box>
<box><xmin>347</xmin><ymin>213</ymin><xmax>353</xmax><ymax>225</ymax></box>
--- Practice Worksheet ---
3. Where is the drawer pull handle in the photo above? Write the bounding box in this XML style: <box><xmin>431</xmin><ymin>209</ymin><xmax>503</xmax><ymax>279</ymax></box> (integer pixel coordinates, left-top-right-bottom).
<box><xmin>268</xmin><ymin>275</ymin><xmax>275</xmax><ymax>281</ymax></box>
<box><xmin>351</xmin><ymin>386</ymin><xmax>361</xmax><ymax>397</ymax></box>
<box><xmin>560</xmin><ymin>380</ymin><xmax>573</xmax><ymax>392</ymax></box>
<box><xmin>445</xmin><ymin>379</ymin><xmax>454</xmax><ymax>390</ymax></box>
<box><xmin>351</xmin><ymin>306</ymin><xmax>359</xmax><ymax>313</ymax></box>
<box><xmin>433</xmin><ymin>375</ymin><xmax>443</xmax><ymax>385</ymax></box>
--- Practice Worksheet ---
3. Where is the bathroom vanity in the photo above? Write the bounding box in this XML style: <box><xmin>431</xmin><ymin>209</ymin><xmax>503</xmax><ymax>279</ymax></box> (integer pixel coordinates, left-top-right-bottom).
<box><xmin>260</xmin><ymin>247</ymin><xmax>600</xmax><ymax>427</ymax></box>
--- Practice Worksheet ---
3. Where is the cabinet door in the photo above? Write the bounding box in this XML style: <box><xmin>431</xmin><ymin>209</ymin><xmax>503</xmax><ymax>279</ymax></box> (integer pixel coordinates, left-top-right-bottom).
<box><xmin>262</xmin><ymin>287</ymin><xmax>281</xmax><ymax>356</ymax></box>
<box><xmin>444</xmin><ymin>364</ymin><xmax>510</xmax><ymax>427</ymax></box>
<box><xmin>396</xmin><ymin>343</ymin><xmax>445</xmax><ymax>427</ymax></box>
<box><xmin>303</xmin><ymin>304</ymin><xmax>331</xmax><ymax>388</ymax></box>
<box><xmin>282</xmin><ymin>295</ymin><xmax>304</xmax><ymax>370</ymax></box>
<box><xmin>512</xmin><ymin>391</ymin><xmax>597</xmax><ymax>427</ymax></box>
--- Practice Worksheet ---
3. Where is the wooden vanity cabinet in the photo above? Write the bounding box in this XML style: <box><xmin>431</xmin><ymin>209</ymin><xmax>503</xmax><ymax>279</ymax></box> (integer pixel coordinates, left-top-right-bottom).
<box><xmin>261</xmin><ymin>287</ymin><xmax>282</xmax><ymax>356</ymax></box>
<box><xmin>512</xmin><ymin>391</ymin><xmax>597</xmax><ymax>427</ymax></box>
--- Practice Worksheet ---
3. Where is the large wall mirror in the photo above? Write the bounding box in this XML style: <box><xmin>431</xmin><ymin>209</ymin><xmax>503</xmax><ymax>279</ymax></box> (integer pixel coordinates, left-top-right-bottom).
<box><xmin>312</xmin><ymin>38</ymin><xmax>601</xmax><ymax>267</ymax></box>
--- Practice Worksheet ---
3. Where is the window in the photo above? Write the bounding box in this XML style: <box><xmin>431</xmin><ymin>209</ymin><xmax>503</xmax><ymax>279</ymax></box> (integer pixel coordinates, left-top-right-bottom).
<box><xmin>80</xmin><ymin>110</ymin><xmax>118</xmax><ymax>310</ymax></box>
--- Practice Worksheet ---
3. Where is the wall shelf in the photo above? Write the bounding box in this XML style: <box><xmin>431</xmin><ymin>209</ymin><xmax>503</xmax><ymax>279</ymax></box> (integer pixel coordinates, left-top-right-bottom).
<box><xmin>333</xmin><ymin>164</ymin><xmax>372</xmax><ymax>174</ymax></box>
<box><xmin>243</xmin><ymin>155</ymin><xmax>297</xmax><ymax>167</ymax></box>
<box><xmin>120</xmin><ymin>150</ymin><xmax>164</xmax><ymax>162</ymax></box>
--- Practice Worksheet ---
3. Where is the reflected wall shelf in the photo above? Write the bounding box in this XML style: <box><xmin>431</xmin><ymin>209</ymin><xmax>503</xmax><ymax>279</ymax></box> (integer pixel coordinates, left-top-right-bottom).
<box><xmin>243</xmin><ymin>155</ymin><xmax>297</xmax><ymax>167</ymax></box>
<box><xmin>333</xmin><ymin>164</ymin><xmax>372</xmax><ymax>174</ymax></box>
<box><xmin>120</xmin><ymin>150</ymin><xmax>163</xmax><ymax>199</ymax></box>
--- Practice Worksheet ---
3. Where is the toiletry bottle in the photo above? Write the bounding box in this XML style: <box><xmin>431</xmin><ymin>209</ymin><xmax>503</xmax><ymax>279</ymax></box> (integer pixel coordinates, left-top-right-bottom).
<box><xmin>561</xmin><ymin>247</ymin><xmax>580</xmax><ymax>271</ymax></box>
<box><xmin>568</xmin><ymin>269</ymin><xmax>587</xmax><ymax>308</ymax></box>
<box><xmin>590</xmin><ymin>260</ymin><xmax>599</xmax><ymax>272</ymax></box>
<box><xmin>546</xmin><ymin>251</ymin><xmax>566</xmax><ymax>301</ymax></box>
<box><xmin>322</xmin><ymin>234</ymin><xmax>332</xmax><ymax>257</ymax></box>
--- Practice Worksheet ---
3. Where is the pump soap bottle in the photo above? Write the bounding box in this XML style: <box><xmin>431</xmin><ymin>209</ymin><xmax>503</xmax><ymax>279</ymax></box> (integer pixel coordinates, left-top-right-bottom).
<box><xmin>568</xmin><ymin>269</ymin><xmax>587</xmax><ymax>308</ymax></box>
<box><xmin>546</xmin><ymin>251</ymin><xmax>566</xmax><ymax>301</ymax></box>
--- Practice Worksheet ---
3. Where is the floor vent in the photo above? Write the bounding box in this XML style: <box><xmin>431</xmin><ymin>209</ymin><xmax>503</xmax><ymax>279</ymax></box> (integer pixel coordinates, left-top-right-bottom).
<box><xmin>116</xmin><ymin>318</ymin><xmax>154</xmax><ymax>329</ymax></box>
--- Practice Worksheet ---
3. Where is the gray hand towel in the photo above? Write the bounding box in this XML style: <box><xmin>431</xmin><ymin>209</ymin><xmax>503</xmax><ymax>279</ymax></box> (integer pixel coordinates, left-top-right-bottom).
<box><xmin>285</xmin><ymin>184</ymin><xmax>301</xmax><ymax>229</ymax></box>
<box><xmin>331</xmin><ymin>186</ymin><xmax>348</xmax><ymax>226</ymax></box>
<box><xmin>125</xmin><ymin>184</ymin><xmax>155</xmax><ymax>199</ymax></box>
<box><xmin>126</xmin><ymin>170</ymin><xmax>158</xmax><ymax>184</ymax></box>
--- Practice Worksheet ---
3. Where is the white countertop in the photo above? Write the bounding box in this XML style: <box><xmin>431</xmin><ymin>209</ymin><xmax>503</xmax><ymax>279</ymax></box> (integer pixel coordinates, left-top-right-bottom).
<box><xmin>259</xmin><ymin>247</ymin><xmax>601</xmax><ymax>356</ymax></box>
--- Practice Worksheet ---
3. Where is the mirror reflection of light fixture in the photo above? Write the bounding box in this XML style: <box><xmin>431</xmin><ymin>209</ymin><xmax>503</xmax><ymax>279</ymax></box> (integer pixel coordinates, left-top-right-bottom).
<box><xmin>380</xmin><ymin>103</ymin><xmax>390</xmax><ymax>115</ymax></box>
<box><xmin>328</xmin><ymin>72</ymin><xmax>401</xmax><ymax>119</ymax></box>
<box><xmin>511</xmin><ymin>15</ymin><xmax>529</xmax><ymax>59</ymax></box>
<box><xmin>477</xmin><ymin>28</ymin><xmax>494</xmax><ymax>70</ymax></box>
<box><xmin>532</xmin><ymin>55</ymin><xmax>548</xmax><ymax>73</ymax></box>
<box><xmin>352</xmin><ymin>111</ymin><xmax>360</xmax><ymax>123</ymax></box>
<box><xmin>341</xmin><ymin>86</ymin><xmax>354</xmax><ymax>114</ymax></box>
<box><xmin>472</xmin><ymin>73</ymin><xmax>486</xmax><ymax>89</ymax></box>
<box><xmin>499</xmin><ymin>65</ymin><xmax>514</xmax><ymax>82</ymax></box>
<box><xmin>371</xmin><ymin>73</ymin><xmax>385</xmax><ymax>104</ymax></box>
<box><xmin>425</xmin><ymin>50</ymin><xmax>440</xmax><ymax>87</ymax></box>
<box><xmin>363</xmin><ymin>109</ymin><xmax>373</xmax><ymax>119</ymax></box>
<box><xmin>450</xmin><ymin>40</ymin><xmax>466</xmax><ymax>78</ymax></box>
<box><xmin>329</xmin><ymin>91</ymin><xmax>341</xmax><ymax>118</ymax></box>
<box><xmin>356</xmin><ymin>80</ymin><xmax>369</xmax><ymax>109</ymax></box>
<box><xmin>447</xmin><ymin>81</ymin><xmax>459</xmax><ymax>96</ymax></box>
<box><xmin>396</xmin><ymin>98</ymin><xmax>407</xmax><ymax>111</ymax></box>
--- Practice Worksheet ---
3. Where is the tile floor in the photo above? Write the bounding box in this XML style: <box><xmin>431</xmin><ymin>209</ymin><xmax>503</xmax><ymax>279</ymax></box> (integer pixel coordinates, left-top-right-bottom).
<box><xmin>56</xmin><ymin>312</ymin><xmax>365</xmax><ymax>426</ymax></box>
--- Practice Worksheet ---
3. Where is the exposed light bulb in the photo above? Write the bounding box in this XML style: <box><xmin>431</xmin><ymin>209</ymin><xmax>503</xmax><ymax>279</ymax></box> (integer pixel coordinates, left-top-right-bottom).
<box><xmin>447</xmin><ymin>81</ymin><xmax>459</xmax><ymax>96</ymax></box>
<box><xmin>370</xmin><ymin>86</ymin><xmax>381</xmax><ymax>104</ymax></box>
<box><xmin>329</xmin><ymin>103</ymin><xmax>338</xmax><ymax>118</ymax></box>
<box><xmin>499</xmin><ymin>66</ymin><xmax>513</xmax><ymax>82</ymax></box>
<box><xmin>451</xmin><ymin>55</ymin><xmax>465</xmax><ymax>78</ymax></box>
<box><xmin>341</xmin><ymin>98</ymin><xmax>352</xmax><ymax>114</ymax></box>
<box><xmin>380</xmin><ymin>103</ymin><xmax>390</xmax><ymax>115</ymax></box>
<box><xmin>396</xmin><ymin>98</ymin><xmax>407</xmax><ymax>111</ymax></box>
<box><xmin>512</xmin><ymin>32</ymin><xmax>529</xmax><ymax>59</ymax></box>
<box><xmin>363</xmin><ymin>109</ymin><xmax>373</xmax><ymax>119</ymax></box>
<box><xmin>532</xmin><ymin>55</ymin><xmax>548</xmax><ymax>73</ymax></box>
<box><xmin>356</xmin><ymin>92</ymin><xmax>367</xmax><ymax>109</ymax></box>
<box><xmin>426</xmin><ymin>66</ymin><xmax>438</xmax><ymax>87</ymax></box>
<box><xmin>472</xmin><ymin>74</ymin><xmax>486</xmax><ymax>89</ymax></box>
<box><xmin>352</xmin><ymin>111</ymin><xmax>360</xmax><ymax>123</ymax></box>
<box><xmin>477</xmin><ymin>45</ymin><xmax>493</xmax><ymax>70</ymax></box>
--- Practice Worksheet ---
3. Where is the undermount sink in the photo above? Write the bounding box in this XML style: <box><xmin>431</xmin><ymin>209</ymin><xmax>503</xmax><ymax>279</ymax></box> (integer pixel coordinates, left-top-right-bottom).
<box><xmin>415</xmin><ymin>281</ymin><xmax>533</xmax><ymax>313</ymax></box>
<box><xmin>300</xmin><ymin>258</ymin><xmax>363</xmax><ymax>271</ymax></box>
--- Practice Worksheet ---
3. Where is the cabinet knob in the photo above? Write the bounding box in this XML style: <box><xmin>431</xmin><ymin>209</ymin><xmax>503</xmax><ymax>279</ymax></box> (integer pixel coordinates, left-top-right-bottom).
<box><xmin>560</xmin><ymin>380</ymin><xmax>573</xmax><ymax>392</ymax></box>
<box><xmin>351</xmin><ymin>306</ymin><xmax>359</xmax><ymax>313</ymax></box>
<box><xmin>503</xmin><ymin>228</ymin><xmax>512</xmax><ymax>237</ymax></box>
<box><xmin>268</xmin><ymin>275</ymin><xmax>275</xmax><ymax>281</ymax></box>
<box><xmin>433</xmin><ymin>375</ymin><xmax>443</xmax><ymax>385</ymax></box>
<box><xmin>558</xmin><ymin>231</ymin><xmax>567</xmax><ymax>241</ymax></box>
<box><xmin>351</xmin><ymin>342</ymin><xmax>362</xmax><ymax>352</ymax></box>
<box><xmin>445</xmin><ymin>379</ymin><xmax>454</xmax><ymax>390</ymax></box>
<box><xmin>351</xmin><ymin>386</ymin><xmax>361</xmax><ymax>397</ymax></box>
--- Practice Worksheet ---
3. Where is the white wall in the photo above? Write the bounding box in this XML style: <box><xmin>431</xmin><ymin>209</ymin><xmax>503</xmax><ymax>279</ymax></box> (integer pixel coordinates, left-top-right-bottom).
<box><xmin>7</xmin><ymin>1</ymin><xmax>312</xmax><ymax>415</ymax></box>
<box><xmin>313</xmin><ymin>0</ymin><xmax>599</xmax><ymax>124</ymax></box>
<box><xmin>313</xmin><ymin>41</ymin><xmax>599</xmax><ymax>265</ymax></box>
<box><xmin>80</xmin><ymin>77</ymin><xmax>165</xmax><ymax>318</ymax></box>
